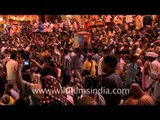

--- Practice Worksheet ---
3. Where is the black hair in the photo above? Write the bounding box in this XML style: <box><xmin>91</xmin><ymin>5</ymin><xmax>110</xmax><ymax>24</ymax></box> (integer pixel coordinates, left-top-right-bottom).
<box><xmin>7</xmin><ymin>83</ymin><xmax>13</xmax><ymax>89</ymax></box>
<box><xmin>84</xmin><ymin>75</ymin><xmax>99</xmax><ymax>89</ymax></box>
<box><xmin>15</xmin><ymin>98</ymin><xmax>30</xmax><ymax>106</ymax></box>
<box><xmin>93</xmin><ymin>47</ymin><xmax>99</xmax><ymax>54</ymax></box>
<box><xmin>75</xmin><ymin>48</ymin><xmax>81</xmax><ymax>53</ymax></box>
<box><xmin>104</xmin><ymin>55</ymin><xmax>118</xmax><ymax>69</ymax></box>
<box><xmin>88</xmin><ymin>48</ymin><xmax>93</xmax><ymax>53</ymax></box>
<box><xmin>10</xmin><ymin>51</ymin><xmax>17</xmax><ymax>59</ymax></box>
<box><xmin>64</xmin><ymin>48</ymin><xmax>69</xmax><ymax>55</ymax></box>
<box><xmin>41</xmin><ymin>66</ymin><xmax>57</xmax><ymax>79</ymax></box>
<box><xmin>44</xmin><ymin>56</ymin><xmax>52</xmax><ymax>63</ymax></box>
<box><xmin>21</xmin><ymin>51</ymin><xmax>30</xmax><ymax>60</ymax></box>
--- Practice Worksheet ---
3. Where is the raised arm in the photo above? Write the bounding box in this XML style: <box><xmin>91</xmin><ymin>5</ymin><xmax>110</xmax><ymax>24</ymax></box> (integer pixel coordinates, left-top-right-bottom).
<box><xmin>30</xmin><ymin>59</ymin><xmax>43</xmax><ymax>70</ymax></box>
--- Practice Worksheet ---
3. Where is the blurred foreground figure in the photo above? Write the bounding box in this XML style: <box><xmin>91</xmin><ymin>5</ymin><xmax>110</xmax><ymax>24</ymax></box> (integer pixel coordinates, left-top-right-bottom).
<box><xmin>124</xmin><ymin>83</ymin><xmax>154</xmax><ymax>105</ymax></box>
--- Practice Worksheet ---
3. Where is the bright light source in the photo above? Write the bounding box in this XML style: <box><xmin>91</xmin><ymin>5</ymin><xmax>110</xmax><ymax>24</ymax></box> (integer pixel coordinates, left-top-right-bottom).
<box><xmin>66</xmin><ymin>15</ymin><xmax>71</xmax><ymax>18</ymax></box>
<box><xmin>0</xmin><ymin>18</ymin><xmax>3</xmax><ymax>21</ymax></box>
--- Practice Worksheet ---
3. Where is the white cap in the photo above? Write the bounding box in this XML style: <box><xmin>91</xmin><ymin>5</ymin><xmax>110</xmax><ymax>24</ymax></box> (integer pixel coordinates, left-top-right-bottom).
<box><xmin>145</xmin><ymin>52</ymin><xmax>159</xmax><ymax>58</ymax></box>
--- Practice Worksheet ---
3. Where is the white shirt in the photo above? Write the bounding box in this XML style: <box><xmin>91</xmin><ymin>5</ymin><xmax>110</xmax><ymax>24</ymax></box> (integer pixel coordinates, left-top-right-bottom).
<box><xmin>98</xmin><ymin>57</ymin><xmax>104</xmax><ymax>75</ymax></box>
<box><xmin>149</xmin><ymin>60</ymin><xmax>160</xmax><ymax>100</ymax></box>
<box><xmin>6</xmin><ymin>59</ymin><xmax>18</xmax><ymax>80</ymax></box>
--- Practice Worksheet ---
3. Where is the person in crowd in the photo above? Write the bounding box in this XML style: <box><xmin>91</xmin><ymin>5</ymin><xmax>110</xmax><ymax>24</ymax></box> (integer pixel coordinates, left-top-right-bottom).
<box><xmin>16</xmin><ymin>54</ymin><xmax>43</xmax><ymax>105</ymax></box>
<box><xmin>72</xmin><ymin>48</ymin><xmax>84</xmax><ymax>82</ymax></box>
<box><xmin>0</xmin><ymin>94</ymin><xmax>15</xmax><ymax>105</ymax></box>
<box><xmin>101</xmin><ymin>55</ymin><xmax>122</xmax><ymax>105</ymax></box>
<box><xmin>124</xmin><ymin>55</ymin><xmax>139</xmax><ymax>88</ymax></box>
<box><xmin>6</xmin><ymin>50</ymin><xmax>19</xmax><ymax>92</ymax></box>
<box><xmin>5</xmin><ymin>83</ymin><xmax>20</xmax><ymax>101</ymax></box>
<box><xmin>115</xmin><ymin>53</ymin><xmax>126</xmax><ymax>77</ymax></box>
<box><xmin>21</xmin><ymin>50</ymin><xmax>31</xmax><ymax>82</ymax></box>
<box><xmin>62</xmin><ymin>48</ymin><xmax>72</xmax><ymax>87</ymax></box>
<box><xmin>145</xmin><ymin>52</ymin><xmax>160</xmax><ymax>104</ymax></box>
<box><xmin>92</xmin><ymin>47</ymin><xmax>101</xmax><ymax>65</ymax></box>
<box><xmin>83</xmin><ymin>53</ymin><xmax>97</xmax><ymax>77</ymax></box>
<box><xmin>124</xmin><ymin>83</ymin><xmax>154</xmax><ymax>105</ymax></box>
<box><xmin>30</xmin><ymin>55</ymin><xmax>57</xmax><ymax>79</ymax></box>
<box><xmin>78</xmin><ymin>75</ymin><xmax>106</xmax><ymax>105</ymax></box>
<box><xmin>0</xmin><ymin>64</ymin><xmax>5</xmax><ymax>97</ymax></box>
<box><xmin>98</xmin><ymin>47</ymin><xmax>110</xmax><ymax>81</ymax></box>
<box><xmin>40</xmin><ymin>75</ymin><xmax>68</xmax><ymax>105</ymax></box>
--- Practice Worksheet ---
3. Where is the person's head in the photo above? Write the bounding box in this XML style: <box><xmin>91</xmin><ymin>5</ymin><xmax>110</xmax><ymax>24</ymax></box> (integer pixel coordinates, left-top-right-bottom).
<box><xmin>88</xmin><ymin>48</ymin><xmax>93</xmax><ymax>53</ymax></box>
<box><xmin>129</xmin><ymin>83</ymin><xmax>144</xmax><ymax>99</ymax></box>
<box><xmin>136</xmin><ymin>59</ymin><xmax>142</xmax><ymax>67</ymax></box>
<box><xmin>7</xmin><ymin>84</ymin><xmax>13</xmax><ymax>90</ymax></box>
<box><xmin>102</xmin><ymin>55</ymin><xmax>118</xmax><ymax>75</ymax></box>
<box><xmin>64</xmin><ymin>48</ymin><xmax>69</xmax><ymax>55</ymax></box>
<box><xmin>75</xmin><ymin>48</ymin><xmax>82</xmax><ymax>56</ymax></box>
<box><xmin>41</xmin><ymin>66</ymin><xmax>57</xmax><ymax>78</ymax></box>
<box><xmin>15</xmin><ymin>97</ymin><xmax>30</xmax><ymax>106</ymax></box>
<box><xmin>130</xmin><ymin>54</ymin><xmax>139</xmax><ymax>63</ymax></box>
<box><xmin>87</xmin><ymin>53</ymin><xmax>92</xmax><ymax>61</ymax></box>
<box><xmin>43</xmin><ymin>56</ymin><xmax>52</xmax><ymax>63</ymax></box>
<box><xmin>40</xmin><ymin>75</ymin><xmax>68</xmax><ymax>105</ymax></box>
<box><xmin>21</xmin><ymin>51</ymin><xmax>30</xmax><ymax>60</ymax></box>
<box><xmin>93</xmin><ymin>47</ymin><xmax>99</xmax><ymax>54</ymax></box>
<box><xmin>10</xmin><ymin>50</ymin><xmax>17</xmax><ymax>60</ymax></box>
<box><xmin>133</xmin><ymin>43</ymin><xmax>139</xmax><ymax>49</ymax></box>
<box><xmin>1</xmin><ymin>94</ymin><xmax>10</xmax><ymax>104</ymax></box>
<box><xmin>78</xmin><ymin>95</ymin><xmax>97</xmax><ymax>105</ymax></box>
<box><xmin>84</xmin><ymin>76</ymin><xmax>99</xmax><ymax>90</ymax></box>
<box><xmin>101</xmin><ymin>47</ymin><xmax>109</xmax><ymax>56</ymax></box>
<box><xmin>123</xmin><ymin>42</ymin><xmax>129</xmax><ymax>48</ymax></box>
<box><xmin>145</xmin><ymin>52</ymin><xmax>158</xmax><ymax>62</ymax></box>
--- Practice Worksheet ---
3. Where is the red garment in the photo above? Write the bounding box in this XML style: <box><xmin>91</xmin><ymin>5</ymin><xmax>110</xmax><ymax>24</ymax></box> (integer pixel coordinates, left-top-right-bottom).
<box><xmin>85</xmin><ymin>22</ymin><xmax>90</xmax><ymax>30</ymax></box>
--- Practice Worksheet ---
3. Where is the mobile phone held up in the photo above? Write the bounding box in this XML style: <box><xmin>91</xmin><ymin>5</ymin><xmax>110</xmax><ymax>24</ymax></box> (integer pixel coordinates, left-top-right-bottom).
<box><xmin>24</xmin><ymin>61</ymin><xmax>30</xmax><ymax>66</ymax></box>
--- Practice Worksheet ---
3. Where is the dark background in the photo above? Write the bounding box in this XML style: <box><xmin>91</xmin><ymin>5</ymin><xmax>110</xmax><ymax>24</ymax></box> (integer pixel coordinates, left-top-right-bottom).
<box><xmin>0</xmin><ymin>0</ymin><xmax>160</xmax><ymax>14</ymax></box>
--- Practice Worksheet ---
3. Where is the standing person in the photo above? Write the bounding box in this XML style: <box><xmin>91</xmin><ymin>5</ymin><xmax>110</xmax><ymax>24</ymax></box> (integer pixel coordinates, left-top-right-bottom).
<box><xmin>16</xmin><ymin>54</ymin><xmax>67</xmax><ymax>105</ymax></box>
<box><xmin>62</xmin><ymin>48</ymin><xmax>72</xmax><ymax>87</ymax></box>
<box><xmin>100</xmin><ymin>55</ymin><xmax>122</xmax><ymax>105</ymax></box>
<box><xmin>0</xmin><ymin>64</ymin><xmax>5</xmax><ymax>97</ymax></box>
<box><xmin>98</xmin><ymin>47</ymin><xmax>110</xmax><ymax>77</ymax></box>
<box><xmin>135</xmin><ymin>15</ymin><xmax>143</xmax><ymax>30</ymax></box>
<box><xmin>124</xmin><ymin>55</ymin><xmax>139</xmax><ymax>88</ymax></box>
<box><xmin>145</xmin><ymin>52</ymin><xmax>160</xmax><ymax>104</ymax></box>
<box><xmin>115</xmin><ymin>53</ymin><xmax>126</xmax><ymax>78</ymax></box>
<box><xmin>72</xmin><ymin>48</ymin><xmax>84</xmax><ymax>82</ymax></box>
<box><xmin>92</xmin><ymin>47</ymin><xmax>101</xmax><ymax>65</ymax></box>
<box><xmin>83</xmin><ymin>53</ymin><xmax>97</xmax><ymax>76</ymax></box>
<box><xmin>6</xmin><ymin>51</ymin><xmax>19</xmax><ymax>92</ymax></box>
<box><xmin>78</xmin><ymin>76</ymin><xmax>106</xmax><ymax>105</ymax></box>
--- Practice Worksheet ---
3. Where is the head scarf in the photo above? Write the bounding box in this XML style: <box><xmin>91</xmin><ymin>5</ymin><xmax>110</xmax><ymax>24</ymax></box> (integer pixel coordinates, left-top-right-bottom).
<box><xmin>40</xmin><ymin>75</ymin><xmax>68</xmax><ymax>105</ymax></box>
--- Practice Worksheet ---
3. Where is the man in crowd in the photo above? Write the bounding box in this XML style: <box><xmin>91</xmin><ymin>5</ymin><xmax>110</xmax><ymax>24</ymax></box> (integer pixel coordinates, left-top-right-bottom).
<box><xmin>6</xmin><ymin>51</ymin><xmax>19</xmax><ymax>92</ymax></box>
<box><xmin>101</xmin><ymin>55</ymin><xmax>122</xmax><ymax>105</ymax></box>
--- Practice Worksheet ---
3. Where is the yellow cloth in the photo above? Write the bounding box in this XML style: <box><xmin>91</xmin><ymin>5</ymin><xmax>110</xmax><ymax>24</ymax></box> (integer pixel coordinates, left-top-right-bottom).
<box><xmin>83</xmin><ymin>59</ymin><xmax>97</xmax><ymax>75</ymax></box>
<box><xmin>9</xmin><ymin>96</ymin><xmax>15</xmax><ymax>105</ymax></box>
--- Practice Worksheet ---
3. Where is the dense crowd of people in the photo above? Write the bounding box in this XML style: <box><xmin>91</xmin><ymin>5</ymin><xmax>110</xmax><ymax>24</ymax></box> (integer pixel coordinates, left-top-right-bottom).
<box><xmin>0</xmin><ymin>15</ymin><xmax>160</xmax><ymax>105</ymax></box>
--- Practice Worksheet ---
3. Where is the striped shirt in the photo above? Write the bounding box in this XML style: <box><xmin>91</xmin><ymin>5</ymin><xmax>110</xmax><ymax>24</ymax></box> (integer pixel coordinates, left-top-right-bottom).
<box><xmin>62</xmin><ymin>54</ymin><xmax>72</xmax><ymax>76</ymax></box>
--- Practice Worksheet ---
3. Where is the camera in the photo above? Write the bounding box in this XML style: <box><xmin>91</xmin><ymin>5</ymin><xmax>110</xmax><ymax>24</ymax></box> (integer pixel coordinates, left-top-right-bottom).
<box><xmin>24</xmin><ymin>61</ymin><xmax>30</xmax><ymax>66</ymax></box>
